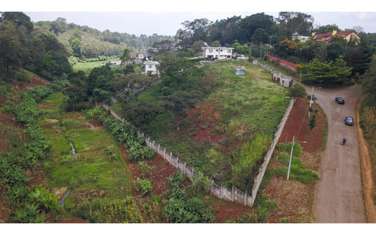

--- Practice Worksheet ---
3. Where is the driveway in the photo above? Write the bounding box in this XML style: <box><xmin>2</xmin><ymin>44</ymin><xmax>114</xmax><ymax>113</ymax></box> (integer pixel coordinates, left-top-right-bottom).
<box><xmin>309</xmin><ymin>85</ymin><xmax>365</xmax><ymax>222</ymax></box>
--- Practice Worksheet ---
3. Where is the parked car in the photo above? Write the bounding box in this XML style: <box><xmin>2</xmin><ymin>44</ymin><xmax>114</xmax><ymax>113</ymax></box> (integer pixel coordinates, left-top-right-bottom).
<box><xmin>335</xmin><ymin>97</ymin><xmax>345</xmax><ymax>104</ymax></box>
<box><xmin>344</xmin><ymin>116</ymin><xmax>354</xmax><ymax>126</ymax></box>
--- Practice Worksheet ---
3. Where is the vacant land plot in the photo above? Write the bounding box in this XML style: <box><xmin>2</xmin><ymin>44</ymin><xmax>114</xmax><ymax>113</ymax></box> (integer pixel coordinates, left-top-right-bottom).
<box><xmin>72</xmin><ymin>57</ymin><xmax>119</xmax><ymax>73</ymax></box>
<box><xmin>261</xmin><ymin>97</ymin><xmax>327</xmax><ymax>222</ymax></box>
<box><xmin>38</xmin><ymin>93</ymin><xmax>141</xmax><ymax>222</ymax></box>
<box><xmin>123</xmin><ymin>60</ymin><xmax>289</xmax><ymax>191</ymax></box>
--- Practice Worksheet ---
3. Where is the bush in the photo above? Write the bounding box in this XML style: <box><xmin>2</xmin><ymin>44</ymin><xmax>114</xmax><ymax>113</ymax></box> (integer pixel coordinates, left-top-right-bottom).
<box><xmin>163</xmin><ymin>173</ymin><xmax>214</xmax><ymax>223</ymax></box>
<box><xmin>9</xmin><ymin>204</ymin><xmax>46</xmax><ymax>223</ymax></box>
<box><xmin>86</xmin><ymin>107</ymin><xmax>155</xmax><ymax>162</ymax></box>
<box><xmin>136</xmin><ymin>178</ymin><xmax>153</xmax><ymax>196</ymax></box>
<box><xmin>29</xmin><ymin>186</ymin><xmax>60</xmax><ymax>213</ymax></box>
<box><xmin>289</xmin><ymin>83</ymin><xmax>306</xmax><ymax>97</ymax></box>
<box><xmin>75</xmin><ymin>197</ymin><xmax>142</xmax><ymax>223</ymax></box>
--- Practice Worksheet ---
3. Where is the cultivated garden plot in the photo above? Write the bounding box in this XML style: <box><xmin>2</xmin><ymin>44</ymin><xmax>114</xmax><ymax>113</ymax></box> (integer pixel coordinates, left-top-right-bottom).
<box><xmin>38</xmin><ymin>93</ymin><xmax>142</xmax><ymax>222</ymax></box>
<box><xmin>121</xmin><ymin>60</ymin><xmax>290</xmax><ymax>192</ymax></box>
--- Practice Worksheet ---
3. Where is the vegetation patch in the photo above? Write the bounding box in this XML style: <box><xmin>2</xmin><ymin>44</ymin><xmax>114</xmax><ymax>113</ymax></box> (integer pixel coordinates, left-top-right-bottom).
<box><xmin>122</xmin><ymin>60</ymin><xmax>289</xmax><ymax>191</ymax></box>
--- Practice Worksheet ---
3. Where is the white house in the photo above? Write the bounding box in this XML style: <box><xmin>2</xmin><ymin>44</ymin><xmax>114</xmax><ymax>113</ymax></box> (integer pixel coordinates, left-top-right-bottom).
<box><xmin>144</xmin><ymin>60</ymin><xmax>160</xmax><ymax>76</ymax></box>
<box><xmin>291</xmin><ymin>32</ymin><xmax>310</xmax><ymax>43</ymax></box>
<box><xmin>272</xmin><ymin>73</ymin><xmax>293</xmax><ymax>88</ymax></box>
<box><xmin>202</xmin><ymin>47</ymin><xmax>233</xmax><ymax>60</ymax></box>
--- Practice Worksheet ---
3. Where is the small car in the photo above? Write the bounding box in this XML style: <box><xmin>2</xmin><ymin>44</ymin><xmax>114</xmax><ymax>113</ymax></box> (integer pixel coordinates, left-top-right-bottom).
<box><xmin>335</xmin><ymin>97</ymin><xmax>345</xmax><ymax>105</ymax></box>
<box><xmin>344</xmin><ymin>116</ymin><xmax>354</xmax><ymax>126</ymax></box>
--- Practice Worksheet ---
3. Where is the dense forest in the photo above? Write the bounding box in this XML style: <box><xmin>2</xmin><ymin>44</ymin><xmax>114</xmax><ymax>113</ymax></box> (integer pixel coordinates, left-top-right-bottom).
<box><xmin>0</xmin><ymin>12</ymin><xmax>71</xmax><ymax>81</ymax></box>
<box><xmin>35</xmin><ymin>18</ymin><xmax>173</xmax><ymax>58</ymax></box>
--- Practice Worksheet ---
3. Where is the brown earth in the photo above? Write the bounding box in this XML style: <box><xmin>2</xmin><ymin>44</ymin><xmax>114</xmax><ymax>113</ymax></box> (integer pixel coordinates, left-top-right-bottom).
<box><xmin>264</xmin><ymin>177</ymin><xmax>314</xmax><ymax>222</ymax></box>
<box><xmin>207</xmin><ymin>196</ymin><xmax>250</xmax><ymax>222</ymax></box>
<box><xmin>263</xmin><ymin>96</ymin><xmax>327</xmax><ymax>222</ymax></box>
<box><xmin>279</xmin><ymin>97</ymin><xmax>327</xmax><ymax>153</ymax></box>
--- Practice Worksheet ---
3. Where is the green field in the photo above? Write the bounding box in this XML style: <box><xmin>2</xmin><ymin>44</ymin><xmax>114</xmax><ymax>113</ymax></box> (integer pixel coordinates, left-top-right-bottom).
<box><xmin>38</xmin><ymin>93</ymin><xmax>141</xmax><ymax>222</ymax></box>
<box><xmin>122</xmin><ymin>60</ymin><xmax>290</xmax><ymax>190</ymax></box>
<box><xmin>71</xmin><ymin>57</ymin><xmax>120</xmax><ymax>73</ymax></box>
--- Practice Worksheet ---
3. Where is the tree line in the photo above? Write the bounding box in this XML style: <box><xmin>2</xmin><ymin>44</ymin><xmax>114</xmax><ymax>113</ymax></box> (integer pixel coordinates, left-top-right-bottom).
<box><xmin>0</xmin><ymin>12</ymin><xmax>71</xmax><ymax>81</ymax></box>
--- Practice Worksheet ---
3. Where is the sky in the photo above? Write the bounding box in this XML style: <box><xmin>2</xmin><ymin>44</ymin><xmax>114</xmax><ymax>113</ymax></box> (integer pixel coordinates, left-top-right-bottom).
<box><xmin>26</xmin><ymin>12</ymin><xmax>376</xmax><ymax>36</ymax></box>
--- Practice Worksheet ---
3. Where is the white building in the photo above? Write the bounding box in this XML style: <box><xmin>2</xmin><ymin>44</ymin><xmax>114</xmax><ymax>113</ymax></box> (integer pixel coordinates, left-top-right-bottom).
<box><xmin>272</xmin><ymin>73</ymin><xmax>293</xmax><ymax>88</ymax></box>
<box><xmin>202</xmin><ymin>47</ymin><xmax>233</xmax><ymax>60</ymax></box>
<box><xmin>144</xmin><ymin>60</ymin><xmax>160</xmax><ymax>76</ymax></box>
<box><xmin>292</xmin><ymin>33</ymin><xmax>310</xmax><ymax>43</ymax></box>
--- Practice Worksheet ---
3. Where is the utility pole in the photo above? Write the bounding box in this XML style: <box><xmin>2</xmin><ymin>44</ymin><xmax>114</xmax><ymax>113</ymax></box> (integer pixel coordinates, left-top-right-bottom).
<box><xmin>308</xmin><ymin>87</ymin><xmax>315</xmax><ymax>119</ymax></box>
<box><xmin>287</xmin><ymin>136</ymin><xmax>295</xmax><ymax>180</ymax></box>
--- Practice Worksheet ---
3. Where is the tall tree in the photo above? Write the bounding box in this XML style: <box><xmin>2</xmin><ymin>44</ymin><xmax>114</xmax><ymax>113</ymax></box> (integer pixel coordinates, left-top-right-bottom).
<box><xmin>278</xmin><ymin>12</ymin><xmax>314</xmax><ymax>37</ymax></box>
<box><xmin>363</xmin><ymin>56</ymin><xmax>376</xmax><ymax>106</ymax></box>
<box><xmin>300</xmin><ymin>57</ymin><xmax>352</xmax><ymax>86</ymax></box>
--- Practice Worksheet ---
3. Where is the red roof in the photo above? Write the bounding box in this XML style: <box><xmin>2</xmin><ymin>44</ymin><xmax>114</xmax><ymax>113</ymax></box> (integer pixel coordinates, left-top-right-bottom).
<box><xmin>313</xmin><ymin>31</ymin><xmax>358</xmax><ymax>43</ymax></box>
<box><xmin>266</xmin><ymin>54</ymin><xmax>299</xmax><ymax>72</ymax></box>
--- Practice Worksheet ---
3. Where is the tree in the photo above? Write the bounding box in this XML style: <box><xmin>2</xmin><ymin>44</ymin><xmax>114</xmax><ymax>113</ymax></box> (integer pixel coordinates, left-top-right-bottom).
<box><xmin>240</xmin><ymin>13</ymin><xmax>275</xmax><ymax>43</ymax></box>
<box><xmin>345</xmin><ymin>39</ymin><xmax>373</xmax><ymax>77</ymax></box>
<box><xmin>68</xmin><ymin>33</ymin><xmax>82</xmax><ymax>57</ymax></box>
<box><xmin>211</xmin><ymin>40</ymin><xmax>221</xmax><ymax>47</ymax></box>
<box><xmin>1</xmin><ymin>12</ymin><xmax>33</xmax><ymax>33</ymax></box>
<box><xmin>278</xmin><ymin>12</ymin><xmax>314</xmax><ymax>37</ymax></box>
<box><xmin>120</xmin><ymin>48</ymin><xmax>130</xmax><ymax>64</ymax></box>
<box><xmin>175</xmin><ymin>18</ymin><xmax>211</xmax><ymax>48</ymax></box>
<box><xmin>314</xmin><ymin>24</ymin><xmax>340</xmax><ymax>33</ymax></box>
<box><xmin>326</xmin><ymin>38</ymin><xmax>347</xmax><ymax>61</ymax></box>
<box><xmin>251</xmin><ymin>28</ymin><xmax>268</xmax><ymax>44</ymax></box>
<box><xmin>300</xmin><ymin>57</ymin><xmax>352</xmax><ymax>86</ymax></box>
<box><xmin>363</xmin><ymin>56</ymin><xmax>376</xmax><ymax>105</ymax></box>
<box><xmin>289</xmin><ymin>83</ymin><xmax>306</xmax><ymax>97</ymax></box>
<box><xmin>0</xmin><ymin>21</ymin><xmax>25</xmax><ymax>80</ymax></box>
<box><xmin>191</xmin><ymin>40</ymin><xmax>206</xmax><ymax>54</ymax></box>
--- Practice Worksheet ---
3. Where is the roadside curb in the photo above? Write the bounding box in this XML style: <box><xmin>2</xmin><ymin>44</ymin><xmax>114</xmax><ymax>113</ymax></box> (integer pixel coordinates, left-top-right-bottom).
<box><xmin>356</xmin><ymin>99</ymin><xmax>376</xmax><ymax>222</ymax></box>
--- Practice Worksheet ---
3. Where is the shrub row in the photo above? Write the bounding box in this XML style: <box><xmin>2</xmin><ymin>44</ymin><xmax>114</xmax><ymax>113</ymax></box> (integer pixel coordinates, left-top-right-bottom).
<box><xmin>0</xmin><ymin>87</ymin><xmax>58</xmax><ymax>222</ymax></box>
<box><xmin>86</xmin><ymin>107</ymin><xmax>155</xmax><ymax>161</ymax></box>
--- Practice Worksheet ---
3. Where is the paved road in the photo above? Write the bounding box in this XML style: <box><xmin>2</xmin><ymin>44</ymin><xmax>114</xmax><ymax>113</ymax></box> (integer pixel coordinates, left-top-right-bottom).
<box><xmin>309</xmin><ymin>85</ymin><xmax>366</xmax><ymax>222</ymax></box>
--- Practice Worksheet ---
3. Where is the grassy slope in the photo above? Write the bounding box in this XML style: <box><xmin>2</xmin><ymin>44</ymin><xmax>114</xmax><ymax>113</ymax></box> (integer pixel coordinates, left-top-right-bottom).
<box><xmin>128</xmin><ymin>60</ymin><xmax>289</xmax><ymax>188</ymax></box>
<box><xmin>38</xmin><ymin>93</ymin><xmax>140</xmax><ymax>221</ymax></box>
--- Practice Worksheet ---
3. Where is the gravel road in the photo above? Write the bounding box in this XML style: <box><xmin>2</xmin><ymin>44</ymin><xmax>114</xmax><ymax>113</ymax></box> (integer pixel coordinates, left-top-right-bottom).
<box><xmin>311</xmin><ymin>85</ymin><xmax>365</xmax><ymax>222</ymax></box>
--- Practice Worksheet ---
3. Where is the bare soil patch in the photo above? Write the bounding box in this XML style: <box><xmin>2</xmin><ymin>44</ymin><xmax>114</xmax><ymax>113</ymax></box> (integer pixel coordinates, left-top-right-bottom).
<box><xmin>264</xmin><ymin>177</ymin><xmax>314</xmax><ymax>222</ymax></box>
<box><xmin>207</xmin><ymin>196</ymin><xmax>250</xmax><ymax>222</ymax></box>
<box><xmin>279</xmin><ymin>98</ymin><xmax>327</xmax><ymax>153</ymax></box>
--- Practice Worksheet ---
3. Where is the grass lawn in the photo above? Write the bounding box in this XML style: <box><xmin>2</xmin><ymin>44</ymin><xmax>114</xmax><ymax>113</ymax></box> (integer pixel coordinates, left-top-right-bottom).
<box><xmin>124</xmin><ymin>60</ymin><xmax>290</xmax><ymax>191</ymax></box>
<box><xmin>72</xmin><ymin>57</ymin><xmax>119</xmax><ymax>73</ymax></box>
<box><xmin>38</xmin><ymin>93</ymin><xmax>141</xmax><ymax>222</ymax></box>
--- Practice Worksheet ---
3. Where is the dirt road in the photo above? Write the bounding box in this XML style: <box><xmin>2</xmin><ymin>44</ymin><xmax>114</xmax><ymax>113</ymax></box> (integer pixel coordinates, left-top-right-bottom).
<box><xmin>310</xmin><ymin>85</ymin><xmax>366</xmax><ymax>222</ymax></box>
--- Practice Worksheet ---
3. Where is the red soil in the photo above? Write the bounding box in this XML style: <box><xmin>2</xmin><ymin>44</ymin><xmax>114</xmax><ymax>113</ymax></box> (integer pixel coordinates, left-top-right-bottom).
<box><xmin>279</xmin><ymin>98</ymin><xmax>326</xmax><ymax>153</ymax></box>
<box><xmin>209</xmin><ymin>197</ymin><xmax>250</xmax><ymax>222</ymax></box>
<box><xmin>185</xmin><ymin>101</ymin><xmax>225</xmax><ymax>144</ymax></box>
<box><xmin>120</xmin><ymin>146</ymin><xmax>176</xmax><ymax>196</ymax></box>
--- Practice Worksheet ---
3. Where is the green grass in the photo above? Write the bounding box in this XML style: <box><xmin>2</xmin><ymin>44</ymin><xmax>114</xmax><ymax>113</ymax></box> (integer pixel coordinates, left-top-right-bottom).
<box><xmin>125</xmin><ymin>60</ymin><xmax>290</xmax><ymax>190</ymax></box>
<box><xmin>38</xmin><ymin>92</ymin><xmax>141</xmax><ymax>221</ymax></box>
<box><xmin>271</xmin><ymin>143</ymin><xmax>319</xmax><ymax>184</ymax></box>
<box><xmin>72</xmin><ymin>57</ymin><xmax>119</xmax><ymax>73</ymax></box>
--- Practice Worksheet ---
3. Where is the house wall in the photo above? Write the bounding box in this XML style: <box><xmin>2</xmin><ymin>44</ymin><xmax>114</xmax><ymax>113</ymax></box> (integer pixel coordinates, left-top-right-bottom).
<box><xmin>203</xmin><ymin>47</ymin><xmax>233</xmax><ymax>59</ymax></box>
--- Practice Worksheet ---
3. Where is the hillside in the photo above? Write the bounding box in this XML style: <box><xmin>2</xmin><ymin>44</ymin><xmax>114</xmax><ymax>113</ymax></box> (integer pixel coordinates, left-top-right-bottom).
<box><xmin>34</xmin><ymin>18</ymin><xmax>173</xmax><ymax>58</ymax></box>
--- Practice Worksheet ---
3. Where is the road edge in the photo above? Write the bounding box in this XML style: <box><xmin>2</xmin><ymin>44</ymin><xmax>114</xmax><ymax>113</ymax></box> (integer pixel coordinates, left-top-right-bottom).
<box><xmin>356</xmin><ymin>98</ymin><xmax>376</xmax><ymax>222</ymax></box>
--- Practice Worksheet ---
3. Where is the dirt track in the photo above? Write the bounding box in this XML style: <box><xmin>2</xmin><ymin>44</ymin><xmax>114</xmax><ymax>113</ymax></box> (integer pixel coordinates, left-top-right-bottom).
<box><xmin>310</xmin><ymin>85</ymin><xmax>366</xmax><ymax>222</ymax></box>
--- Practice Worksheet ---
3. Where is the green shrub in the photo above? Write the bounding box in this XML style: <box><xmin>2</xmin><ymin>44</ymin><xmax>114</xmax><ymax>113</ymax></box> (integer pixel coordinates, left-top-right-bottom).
<box><xmin>289</xmin><ymin>83</ymin><xmax>306</xmax><ymax>97</ymax></box>
<box><xmin>136</xmin><ymin>178</ymin><xmax>153</xmax><ymax>196</ymax></box>
<box><xmin>9</xmin><ymin>204</ymin><xmax>46</xmax><ymax>223</ymax></box>
<box><xmin>163</xmin><ymin>173</ymin><xmax>214</xmax><ymax>223</ymax></box>
<box><xmin>86</xmin><ymin>107</ymin><xmax>155</xmax><ymax>162</ymax></box>
<box><xmin>272</xmin><ymin>143</ymin><xmax>319</xmax><ymax>184</ymax></box>
<box><xmin>75</xmin><ymin>197</ymin><xmax>142</xmax><ymax>223</ymax></box>
<box><xmin>29</xmin><ymin>186</ymin><xmax>60</xmax><ymax>213</ymax></box>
